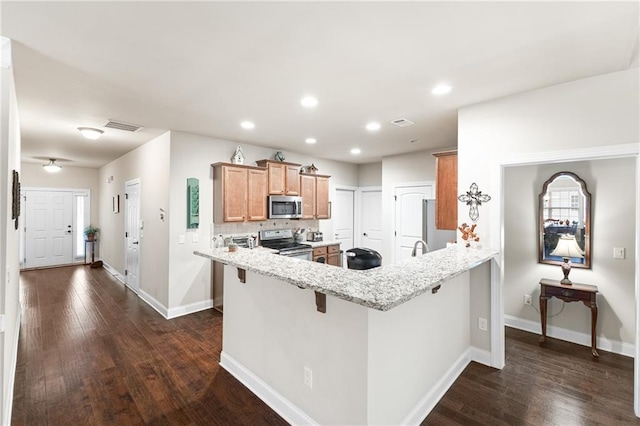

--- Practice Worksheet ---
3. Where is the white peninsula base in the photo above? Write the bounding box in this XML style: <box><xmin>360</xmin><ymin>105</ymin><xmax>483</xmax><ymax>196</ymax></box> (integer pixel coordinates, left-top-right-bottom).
<box><xmin>219</xmin><ymin>264</ymin><xmax>492</xmax><ymax>425</ymax></box>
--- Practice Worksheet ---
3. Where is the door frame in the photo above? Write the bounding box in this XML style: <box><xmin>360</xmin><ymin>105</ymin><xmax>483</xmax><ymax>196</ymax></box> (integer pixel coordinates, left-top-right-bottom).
<box><xmin>20</xmin><ymin>186</ymin><xmax>91</xmax><ymax>268</ymax></box>
<box><xmin>124</xmin><ymin>178</ymin><xmax>141</xmax><ymax>294</ymax></box>
<box><xmin>488</xmin><ymin>143</ymin><xmax>639</xmax><ymax>414</ymax></box>
<box><xmin>333</xmin><ymin>184</ymin><xmax>357</xmax><ymax>244</ymax></box>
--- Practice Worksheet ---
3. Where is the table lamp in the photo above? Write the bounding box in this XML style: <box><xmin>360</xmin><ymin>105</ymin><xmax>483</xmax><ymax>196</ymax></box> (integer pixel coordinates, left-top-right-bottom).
<box><xmin>550</xmin><ymin>234</ymin><xmax>584</xmax><ymax>285</ymax></box>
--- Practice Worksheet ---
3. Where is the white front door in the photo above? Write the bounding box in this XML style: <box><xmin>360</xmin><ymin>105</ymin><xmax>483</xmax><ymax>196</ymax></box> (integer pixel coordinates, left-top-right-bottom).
<box><xmin>24</xmin><ymin>190</ymin><xmax>73</xmax><ymax>268</ymax></box>
<box><xmin>360</xmin><ymin>189</ymin><xmax>383</xmax><ymax>254</ymax></box>
<box><xmin>125</xmin><ymin>179</ymin><xmax>141</xmax><ymax>293</ymax></box>
<box><xmin>334</xmin><ymin>189</ymin><xmax>355</xmax><ymax>256</ymax></box>
<box><xmin>394</xmin><ymin>185</ymin><xmax>433</xmax><ymax>262</ymax></box>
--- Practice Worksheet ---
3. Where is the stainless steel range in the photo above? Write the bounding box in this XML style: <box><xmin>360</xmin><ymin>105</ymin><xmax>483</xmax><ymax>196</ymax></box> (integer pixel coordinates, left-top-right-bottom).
<box><xmin>259</xmin><ymin>229</ymin><xmax>313</xmax><ymax>261</ymax></box>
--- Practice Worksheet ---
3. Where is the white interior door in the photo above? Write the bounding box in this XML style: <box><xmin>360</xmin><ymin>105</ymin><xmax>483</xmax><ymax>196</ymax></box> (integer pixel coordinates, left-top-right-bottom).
<box><xmin>125</xmin><ymin>180</ymin><xmax>141</xmax><ymax>293</ymax></box>
<box><xmin>394</xmin><ymin>185</ymin><xmax>433</xmax><ymax>262</ymax></box>
<box><xmin>360</xmin><ymin>189</ymin><xmax>382</xmax><ymax>254</ymax></box>
<box><xmin>334</xmin><ymin>189</ymin><xmax>355</xmax><ymax>254</ymax></box>
<box><xmin>24</xmin><ymin>190</ymin><xmax>73</xmax><ymax>268</ymax></box>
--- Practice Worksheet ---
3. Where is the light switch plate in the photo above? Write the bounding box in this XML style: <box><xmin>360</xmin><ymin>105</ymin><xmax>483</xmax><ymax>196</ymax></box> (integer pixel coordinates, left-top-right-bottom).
<box><xmin>192</xmin><ymin>233</ymin><xmax>199</xmax><ymax>243</ymax></box>
<box><xmin>613</xmin><ymin>247</ymin><xmax>625</xmax><ymax>259</ymax></box>
<box><xmin>178</xmin><ymin>234</ymin><xmax>185</xmax><ymax>244</ymax></box>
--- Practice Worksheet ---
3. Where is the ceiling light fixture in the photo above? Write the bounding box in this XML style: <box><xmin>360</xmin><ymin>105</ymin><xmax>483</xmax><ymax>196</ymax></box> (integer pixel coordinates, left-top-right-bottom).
<box><xmin>366</xmin><ymin>122</ymin><xmax>381</xmax><ymax>131</ymax></box>
<box><xmin>43</xmin><ymin>159</ymin><xmax>62</xmax><ymax>173</ymax></box>
<box><xmin>350</xmin><ymin>148</ymin><xmax>361</xmax><ymax>155</ymax></box>
<box><xmin>305</xmin><ymin>138</ymin><xmax>317</xmax><ymax>144</ymax></box>
<box><xmin>431</xmin><ymin>84</ymin><xmax>452</xmax><ymax>95</ymax></box>
<box><xmin>240</xmin><ymin>121</ymin><xmax>255</xmax><ymax>129</ymax></box>
<box><xmin>301</xmin><ymin>96</ymin><xmax>318</xmax><ymax>108</ymax></box>
<box><xmin>77</xmin><ymin>127</ymin><xmax>104</xmax><ymax>140</ymax></box>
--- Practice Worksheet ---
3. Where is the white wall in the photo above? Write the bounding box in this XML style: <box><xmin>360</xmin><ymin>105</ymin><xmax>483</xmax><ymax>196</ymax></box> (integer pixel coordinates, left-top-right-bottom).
<box><xmin>20</xmin><ymin>163</ymin><xmax>100</xmax><ymax>226</ymax></box>
<box><xmin>0</xmin><ymin>37</ymin><xmax>21</xmax><ymax>425</ymax></box>
<box><xmin>358</xmin><ymin>162</ymin><xmax>382</xmax><ymax>187</ymax></box>
<box><xmin>99</xmin><ymin>132</ymin><xmax>171</xmax><ymax>306</ymax></box>
<box><xmin>458</xmin><ymin>68</ymin><xmax>639</xmax><ymax>355</ymax></box>
<box><xmin>505</xmin><ymin>158</ymin><xmax>636</xmax><ymax>345</ymax></box>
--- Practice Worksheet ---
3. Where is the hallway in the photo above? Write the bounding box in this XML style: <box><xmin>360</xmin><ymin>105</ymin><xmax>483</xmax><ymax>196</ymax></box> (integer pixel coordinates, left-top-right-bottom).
<box><xmin>11</xmin><ymin>266</ymin><xmax>286</xmax><ymax>425</ymax></box>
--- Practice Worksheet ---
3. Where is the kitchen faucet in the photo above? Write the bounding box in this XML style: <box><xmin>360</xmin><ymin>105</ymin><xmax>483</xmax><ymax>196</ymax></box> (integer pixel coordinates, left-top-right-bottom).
<box><xmin>411</xmin><ymin>240</ymin><xmax>430</xmax><ymax>257</ymax></box>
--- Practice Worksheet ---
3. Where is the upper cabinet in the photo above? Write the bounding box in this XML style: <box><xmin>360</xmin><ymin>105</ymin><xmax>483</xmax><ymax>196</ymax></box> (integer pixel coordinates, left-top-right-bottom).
<box><xmin>212</xmin><ymin>163</ymin><xmax>268</xmax><ymax>223</ymax></box>
<box><xmin>300</xmin><ymin>173</ymin><xmax>331</xmax><ymax>219</ymax></box>
<box><xmin>256</xmin><ymin>160</ymin><xmax>301</xmax><ymax>196</ymax></box>
<box><xmin>433</xmin><ymin>151</ymin><xmax>458</xmax><ymax>230</ymax></box>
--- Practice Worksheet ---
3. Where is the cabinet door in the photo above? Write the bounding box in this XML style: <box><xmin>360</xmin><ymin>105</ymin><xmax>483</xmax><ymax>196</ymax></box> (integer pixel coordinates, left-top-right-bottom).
<box><xmin>315</xmin><ymin>176</ymin><xmax>330</xmax><ymax>219</ymax></box>
<box><xmin>285</xmin><ymin>165</ymin><xmax>300</xmax><ymax>195</ymax></box>
<box><xmin>267</xmin><ymin>163</ymin><xmax>286</xmax><ymax>195</ymax></box>
<box><xmin>247</xmin><ymin>168</ymin><xmax>268</xmax><ymax>221</ymax></box>
<box><xmin>223</xmin><ymin>166</ymin><xmax>248</xmax><ymax>222</ymax></box>
<box><xmin>328</xmin><ymin>253</ymin><xmax>340</xmax><ymax>266</ymax></box>
<box><xmin>300</xmin><ymin>175</ymin><xmax>316</xmax><ymax>219</ymax></box>
<box><xmin>435</xmin><ymin>153</ymin><xmax>458</xmax><ymax>230</ymax></box>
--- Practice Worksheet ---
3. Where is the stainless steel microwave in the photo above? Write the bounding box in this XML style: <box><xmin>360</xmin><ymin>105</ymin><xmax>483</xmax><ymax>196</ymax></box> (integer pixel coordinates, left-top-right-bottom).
<box><xmin>268</xmin><ymin>195</ymin><xmax>302</xmax><ymax>219</ymax></box>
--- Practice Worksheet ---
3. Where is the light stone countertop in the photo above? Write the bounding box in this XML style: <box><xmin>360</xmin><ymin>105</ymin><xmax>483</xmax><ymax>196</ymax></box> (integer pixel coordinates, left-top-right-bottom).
<box><xmin>194</xmin><ymin>245</ymin><xmax>497</xmax><ymax>311</ymax></box>
<box><xmin>301</xmin><ymin>240</ymin><xmax>341</xmax><ymax>249</ymax></box>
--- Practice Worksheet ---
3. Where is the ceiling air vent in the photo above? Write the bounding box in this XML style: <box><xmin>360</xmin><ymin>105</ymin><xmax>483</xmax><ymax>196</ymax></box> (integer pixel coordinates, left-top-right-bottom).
<box><xmin>103</xmin><ymin>120</ymin><xmax>143</xmax><ymax>132</ymax></box>
<box><xmin>390</xmin><ymin>118</ymin><xmax>414</xmax><ymax>128</ymax></box>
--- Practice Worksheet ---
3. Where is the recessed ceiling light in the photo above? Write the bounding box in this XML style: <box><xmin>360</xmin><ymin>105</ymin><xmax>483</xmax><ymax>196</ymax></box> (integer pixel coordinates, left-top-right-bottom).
<box><xmin>240</xmin><ymin>121</ymin><xmax>255</xmax><ymax>129</ymax></box>
<box><xmin>431</xmin><ymin>84</ymin><xmax>452</xmax><ymax>95</ymax></box>
<box><xmin>350</xmin><ymin>148</ymin><xmax>361</xmax><ymax>155</ymax></box>
<box><xmin>77</xmin><ymin>127</ymin><xmax>104</xmax><ymax>140</ymax></box>
<box><xmin>305</xmin><ymin>138</ymin><xmax>317</xmax><ymax>144</ymax></box>
<box><xmin>301</xmin><ymin>96</ymin><xmax>318</xmax><ymax>108</ymax></box>
<box><xmin>366</xmin><ymin>122</ymin><xmax>381</xmax><ymax>131</ymax></box>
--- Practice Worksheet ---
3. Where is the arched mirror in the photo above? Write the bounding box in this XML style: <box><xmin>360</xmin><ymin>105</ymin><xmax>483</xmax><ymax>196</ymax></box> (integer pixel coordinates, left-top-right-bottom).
<box><xmin>539</xmin><ymin>172</ymin><xmax>591</xmax><ymax>269</ymax></box>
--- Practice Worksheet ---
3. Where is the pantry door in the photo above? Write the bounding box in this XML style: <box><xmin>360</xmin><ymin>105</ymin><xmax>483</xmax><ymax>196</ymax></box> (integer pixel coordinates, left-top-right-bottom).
<box><xmin>24</xmin><ymin>190</ymin><xmax>73</xmax><ymax>268</ymax></box>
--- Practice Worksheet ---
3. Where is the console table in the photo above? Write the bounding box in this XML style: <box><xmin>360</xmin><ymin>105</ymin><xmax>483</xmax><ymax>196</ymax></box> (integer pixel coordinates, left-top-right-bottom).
<box><xmin>538</xmin><ymin>278</ymin><xmax>599</xmax><ymax>357</ymax></box>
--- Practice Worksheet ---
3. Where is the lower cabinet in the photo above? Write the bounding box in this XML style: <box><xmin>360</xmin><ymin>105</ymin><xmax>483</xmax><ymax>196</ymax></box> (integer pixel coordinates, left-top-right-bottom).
<box><xmin>313</xmin><ymin>244</ymin><xmax>341</xmax><ymax>266</ymax></box>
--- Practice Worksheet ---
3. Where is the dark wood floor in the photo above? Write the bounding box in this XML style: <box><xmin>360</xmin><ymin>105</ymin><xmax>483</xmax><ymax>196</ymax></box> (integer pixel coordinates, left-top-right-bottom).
<box><xmin>12</xmin><ymin>265</ymin><xmax>640</xmax><ymax>425</ymax></box>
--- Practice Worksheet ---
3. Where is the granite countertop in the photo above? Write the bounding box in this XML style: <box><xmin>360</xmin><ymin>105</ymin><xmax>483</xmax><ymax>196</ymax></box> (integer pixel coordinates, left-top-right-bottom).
<box><xmin>302</xmin><ymin>240</ymin><xmax>341</xmax><ymax>248</ymax></box>
<box><xmin>194</xmin><ymin>245</ymin><xmax>497</xmax><ymax>312</ymax></box>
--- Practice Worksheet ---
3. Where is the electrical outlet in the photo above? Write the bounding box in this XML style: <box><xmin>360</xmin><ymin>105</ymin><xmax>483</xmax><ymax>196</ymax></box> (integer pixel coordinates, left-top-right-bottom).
<box><xmin>178</xmin><ymin>235</ymin><xmax>185</xmax><ymax>244</ymax></box>
<box><xmin>192</xmin><ymin>233</ymin><xmax>199</xmax><ymax>243</ymax></box>
<box><xmin>304</xmin><ymin>367</ymin><xmax>312</xmax><ymax>388</ymax></box>
<box><xmin>613</xmin><ymin>247</ymin><xmax>625</xmax><ymax>259</ymax></box>
<box><xmin>524</xmin><ymin>294</ymin><xmax>532</xmax><ymax>306</ymax></box>
<box><xmin>478</xmin><ymin>317</ymin><xmax>488</xmax><ymax>331</ymax></box>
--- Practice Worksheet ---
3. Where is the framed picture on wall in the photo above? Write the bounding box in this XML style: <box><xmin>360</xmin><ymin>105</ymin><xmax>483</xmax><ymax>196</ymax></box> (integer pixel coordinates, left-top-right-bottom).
<box><xmin>113</xmin><ymin>194</ymin><xmax>120</xmax><ymax>213</ymax></box>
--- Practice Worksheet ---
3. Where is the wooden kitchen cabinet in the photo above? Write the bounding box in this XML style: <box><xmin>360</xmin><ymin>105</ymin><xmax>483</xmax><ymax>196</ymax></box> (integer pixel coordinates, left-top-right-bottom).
<box><xmin>300</xmin><ymin>173</ymin><xmax>331</xmax><ymax>219</ymax></box>
<box><xmin>433</xmin><ymin>151</ymin><xmax>458</xmax><ymax>230</ymax></box>
<box><xmin>256</xmin><ymin>160</ymin><xmax>301</xmax><ymax>195</ymax></box>
<box><xmin>312</xmin><ymin>244</ymin><xmax>341</xmax><ymax>266</ymax></box>
<box><xmin>212</xmin><ymin>163</ymin><xmax>268</xmax><ymax>222</ymax></box>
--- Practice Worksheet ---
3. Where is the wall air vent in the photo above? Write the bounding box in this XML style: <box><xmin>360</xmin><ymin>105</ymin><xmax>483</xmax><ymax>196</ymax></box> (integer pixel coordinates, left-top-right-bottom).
<box><xmin>103</xmin><ymin>120</ymin><xmax>143</xmax><ymax>132</ymax></box>
<box><xmin>390</xmin><ymin>118</ymin><xmax>414</xmax><ymax>128</ymax></box>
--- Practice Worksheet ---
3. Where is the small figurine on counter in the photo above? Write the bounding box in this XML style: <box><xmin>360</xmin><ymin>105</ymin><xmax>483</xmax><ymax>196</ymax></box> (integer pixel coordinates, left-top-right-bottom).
<box><xmin>458</xmin><ymin>222</ymin><xmax>479</xmax><ymax>248</ymax></box>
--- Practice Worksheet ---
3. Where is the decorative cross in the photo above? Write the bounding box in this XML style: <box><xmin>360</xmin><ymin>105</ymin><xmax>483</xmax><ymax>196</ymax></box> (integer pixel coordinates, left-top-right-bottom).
<box><xmin>458</xmin><ymin>183</ymin><xmax>491</xmax><ymax>222</ymax></box>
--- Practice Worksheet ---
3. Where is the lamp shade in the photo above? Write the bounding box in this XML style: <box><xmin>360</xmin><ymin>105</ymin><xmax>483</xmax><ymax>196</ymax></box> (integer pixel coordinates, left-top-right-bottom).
<box><xmin>550</xmin><ymin>234</ymin><xmax>584</xmax><ymax>258</ymax></box>
<box><xmin>42</xmin><ymin>159</ymin><xmax>62</xmax><ymax>173</ymax></box>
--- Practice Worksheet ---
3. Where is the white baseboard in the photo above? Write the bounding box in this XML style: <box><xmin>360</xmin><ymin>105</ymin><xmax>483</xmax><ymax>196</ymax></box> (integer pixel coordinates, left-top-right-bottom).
<box><xmin>101</xmin><ymin>261</ymin><xmax>125</xmax><ymax>284</ymax></box>
<box><xmin>138</xmin><ymin>288</ymin><xmax>169</xmax><ymax>318</ymax></box>
<box><xmin>220</xmin><ymin>351</ymin><xmax>318</xmax><ymax>426</ymax></box>
<box><xmin>167</xmin><ymin>299</ymin><xmax>213</xmax><ymax>319</ymax></box>
<box><xmin>402</xmin><ymin>348</ymin><xmax>475</xmax><ymax>425</ymax></box>
<box><xmin>505</xmin><ymin>315</ymin><xmax>635</xmax><ymax>358</ymax></box>
<box><xmin>222</xmin><ymin>346</ymin><xmax>478</xmax><ymax>426</ymax></box>
<box><xmin>3</xmin><ymin>304</ymin><xmax>21</xmax><ymax>426</ymax></box>
<box><xmin>468</xmin><ymin>346</ymin><xmax>492</xmax><ymax>366</ymax></box>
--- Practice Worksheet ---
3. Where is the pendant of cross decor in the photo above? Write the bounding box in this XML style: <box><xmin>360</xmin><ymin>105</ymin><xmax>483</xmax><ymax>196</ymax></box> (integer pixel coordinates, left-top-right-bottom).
<box><xmin>458</xmin><ymin>182</ymin><xmax>491</xmax><ymax>222</ymax></box>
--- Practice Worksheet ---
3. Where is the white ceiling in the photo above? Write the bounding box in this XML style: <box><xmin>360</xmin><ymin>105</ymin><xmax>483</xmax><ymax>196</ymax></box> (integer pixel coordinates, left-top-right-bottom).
<box><xmin>2</xmin><ymin>1</ymin><xmax>638</xmax><ymax>168</ymax></box>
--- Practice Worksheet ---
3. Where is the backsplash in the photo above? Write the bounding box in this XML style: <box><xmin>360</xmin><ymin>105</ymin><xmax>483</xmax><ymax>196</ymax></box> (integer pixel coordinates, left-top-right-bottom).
<box><xmin>212</xmin><ymin>219</ymin><xmax>320</xmax><ymax>239</ymax></box>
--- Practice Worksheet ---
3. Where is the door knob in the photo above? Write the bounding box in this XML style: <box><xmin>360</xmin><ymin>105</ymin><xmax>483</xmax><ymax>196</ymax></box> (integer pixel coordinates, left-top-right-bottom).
<box><xmin>66</xmin><ymin>230</ymin><xmax>72</xmax><ymax>234</ymax></box>
<box><xmin>363</xmin><ymin>233</ymin><xmax>368</xmax><ymax>236</ymax></box>
<box><xmin>132</xmin><ymin>241</ymin><xmax>139</xmax><ymax>245</ymax></box>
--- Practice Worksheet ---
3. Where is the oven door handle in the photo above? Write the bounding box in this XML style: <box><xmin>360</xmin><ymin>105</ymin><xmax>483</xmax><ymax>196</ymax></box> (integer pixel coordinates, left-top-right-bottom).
<box><xmin>281</xmin><ymin>249</ymin><xmax>313</xmax><ymax>257</ymax></box>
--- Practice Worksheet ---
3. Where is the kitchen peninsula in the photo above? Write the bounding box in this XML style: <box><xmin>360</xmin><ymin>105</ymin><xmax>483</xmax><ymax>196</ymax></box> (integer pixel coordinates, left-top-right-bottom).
<box><xmin>195</xmin><ymin>246</ymin><xmax>497</xmax><ymax>425</ymax></box>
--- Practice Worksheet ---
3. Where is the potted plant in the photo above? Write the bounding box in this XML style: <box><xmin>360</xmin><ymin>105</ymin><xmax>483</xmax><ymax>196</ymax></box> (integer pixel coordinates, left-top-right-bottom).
<box><xmin>84</xmin><ymin>225</ymin><xmax>99</xmax><ymax>241</ymax></box>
